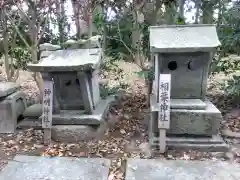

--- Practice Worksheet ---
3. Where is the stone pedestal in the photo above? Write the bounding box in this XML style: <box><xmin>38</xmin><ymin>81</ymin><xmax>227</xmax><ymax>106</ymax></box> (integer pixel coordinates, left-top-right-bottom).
<box><xmin>149</xmin><ymin>95</ymin><xmax>229</xmax><ymax>152</ymax></box>
<box><xmin>0</xmin><ymin>82</ymin><xmax>27</xmax><ymax>133</ymax></box>
<box><xmin>149</xmin><ymin>25</ymin><xmax>228</xmax><ymax>152</ymax></box>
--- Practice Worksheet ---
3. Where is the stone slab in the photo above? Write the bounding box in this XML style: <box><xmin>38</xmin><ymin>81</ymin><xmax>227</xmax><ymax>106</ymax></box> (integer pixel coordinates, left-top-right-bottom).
<box><xmin>126</xmin><ymin>159</ymin><xmax>240</xmax><ymax>180</ymax></box>
<box><xmin>39</xmin><ymin>43</ymin><xmax>61</xmax><ymax>51</ymax></box>
<box><xmin>27</xmin><ymin>48</ymin><xmax>102</xmax><ymax>72</ymax></box>
<box><xmin>149</xmin><ymin>24</ymin><xmax>220</xmax><ymax>53</ymax></box>
<box><xmin>149</xmin><ymin>135</ymin><xmax>229</xmax><ymax>152</ymax></box>
<box><xmin>0</xmin><ymin>155</ymin><xmax>110</xmax><ymax>180</ymax></box>
<box><xmin>51</xmin><ymin>125</ymin><xmax>97</xmax><ymax>142</ymax></box>
<box><xmin>17</xmin><ymin>118</ymin><xmax>42</xmax><ymax>129</ymax></box>
<box><xmin>150</xmin><ymin>95</ymin><xmax>206</xmax><ymax>110</ymax></box>
<box><xmin>50</xmin><ymin>95</ymin><xmax>116</xmax><ymax>125</ymax></box>
<box><xmin>170</xmin><ymin>99</ymin><xmax>206</xmax><ymax>110</ymax></box>
<box><xmin>17</xmin><ymin>96</ymin><xmax>116</xmax><ymax>128</ymax></box>
<box><xmin>0</xmin><ymin>82</ymin><xmax>20</xmax><ymax>98</ymax></box>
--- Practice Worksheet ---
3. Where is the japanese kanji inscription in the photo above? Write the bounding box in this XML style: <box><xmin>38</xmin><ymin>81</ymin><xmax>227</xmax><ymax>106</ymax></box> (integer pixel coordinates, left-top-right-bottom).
<box><xmin>42</xmin><ymin>81</ymin><xmax>53</xmax><ymax>128</ymax></box>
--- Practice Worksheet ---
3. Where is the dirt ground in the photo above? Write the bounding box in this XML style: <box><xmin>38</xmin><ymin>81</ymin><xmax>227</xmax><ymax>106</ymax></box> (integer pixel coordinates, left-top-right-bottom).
<box><xmin>0</xmin><ymin>61</ymin><xmax>239</xmax><ymax>179</ymax></box>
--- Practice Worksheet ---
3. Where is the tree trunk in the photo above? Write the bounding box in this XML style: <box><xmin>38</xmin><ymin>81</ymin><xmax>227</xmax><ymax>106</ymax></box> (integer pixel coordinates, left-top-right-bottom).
<box><xmin>201</xmin><ymin>1</ymin><xmax>214</xmax><ymax>24</ymax></box>
<box><xmin>164</xmin><ymin>2</ymin><xmax>176</xmax><ymax>24</ymax></box>
<box><xmin>194</xmin><ymin>0</ymin><xmax>201</xmax><ymax>24</ymax></box>
<box><xmin>132</xmin><ymin>9</ymin><xmax>143</xmax><ymax>66</ymax></box>
<box><xmin>178</xmin><ymin>0</ymin><xmax>185</xmax><ymax>19</ymax></box>
<box><xmin>29</xmin><ymin>4</ymin><xmax>44</xmax><ymax>100</ymax></box>
<box><xmin>71</xmin><ymin>0</ymin><xmax>81</xmax><ymax>39</ymax></box>
<box><xmin>56</xmin><ymin>0</ymin><xmax>66</xmax><ymax>44</ymax></box>
<box><xmin>1</xmin><ymin>9</ymin><xmax>11</xmax><ymax>81</ymax></box>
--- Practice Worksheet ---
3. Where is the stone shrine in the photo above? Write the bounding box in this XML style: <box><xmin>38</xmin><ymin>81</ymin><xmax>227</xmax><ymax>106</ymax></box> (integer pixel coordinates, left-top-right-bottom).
<box><xmin>0</xmin><ymin>82</ymin><xmax>27</xmax><ymax>133</ymax></box>
<box><xmin>23</xmin><ymin>46</ymin><xmax>114</xmax><ymax>142</ymax></box>
<box><xmin>149</xmin><ymin>24</ymin><xmax>228</xmax><ymax>152</ymax></box>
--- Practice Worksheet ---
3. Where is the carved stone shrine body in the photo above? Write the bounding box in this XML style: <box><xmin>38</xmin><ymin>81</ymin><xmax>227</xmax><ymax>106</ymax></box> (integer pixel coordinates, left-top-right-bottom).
<box><xmin>26</xmin><ymin>48</ymin><xmax>115</xmax><ymax>142</ymax></box>
<box><xmin>149</xmin><ymin>24</ymin><xmax>229</xmax><ymax>152</ymax></box>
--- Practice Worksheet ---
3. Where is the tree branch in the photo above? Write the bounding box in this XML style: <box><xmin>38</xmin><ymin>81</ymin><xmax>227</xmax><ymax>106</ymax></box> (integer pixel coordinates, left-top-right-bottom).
<box><xmin>8</xmin><ymin>15</ymin><xmax>31</xmax><ymax>50</ymax></box>
<box><xmin>37</xmin><ymin>15</ymin><xmax>49</xmax><ymax>45</ymax></box>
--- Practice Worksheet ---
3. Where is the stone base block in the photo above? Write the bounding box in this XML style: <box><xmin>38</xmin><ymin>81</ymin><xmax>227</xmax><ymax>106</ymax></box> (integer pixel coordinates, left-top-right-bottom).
<box><xmin>150</xmin><ymin>99</ymin><xmax>222</xmax><ymax>136</ymax></box>
<box><xmin>17</xmin><ymin>95</ymin><xmax>116</xmax><ymax>129</ymax></box>
<box><xmin>51</xmin><ymin>125</ymin><xmax>97</xmax><ymax>142</ymax></box>
<box><xmin>0</xmin><ymin>91</ymin><xmax>27</xmax><ymax>133</ymax></box>
<box><xmin>169</xmin><ymin>101</ymin><xmax>221</xmax><ymax>135</ymax></box>
<box><xmin>149</xmin><ymin>135</ymin><xmax>229</xmax><ymax>152</ymax></box>
<box><xmin>51</xmin><ymin>95</ymin><xmax>116</xmax><ymax>125</ymax></box>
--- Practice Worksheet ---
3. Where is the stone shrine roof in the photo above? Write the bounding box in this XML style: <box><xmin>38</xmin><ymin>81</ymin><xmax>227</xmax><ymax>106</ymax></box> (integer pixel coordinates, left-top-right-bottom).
<box><xmin>27</xmin><ymin>48</ymin><xmax>102</xmax><ymax>72</ymax></box>
<box><xmin>149</xmin><ymin>24</ymin><xmax>221</xmax><ymax>53</ymax></box>
<box><xmin>0</xmin><ymin>82</ymin><xmax>20</xmax><ymax>98</ymax></box>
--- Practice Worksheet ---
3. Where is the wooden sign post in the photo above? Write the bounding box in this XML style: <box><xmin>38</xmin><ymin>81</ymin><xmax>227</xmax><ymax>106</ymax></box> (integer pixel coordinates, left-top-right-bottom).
<box><xmin>42</xmin><ymin>80</ymin><xmax>53</xmax><ymax>145</ymax></box>
<box><xmin>158</xmin><ymin>74</ymin><xmax>171</xmax><ymax>153</ymax></box>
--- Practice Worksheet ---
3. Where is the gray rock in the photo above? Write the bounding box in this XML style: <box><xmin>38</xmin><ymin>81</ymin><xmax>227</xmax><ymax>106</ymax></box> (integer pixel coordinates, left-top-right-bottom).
<box><xmin>0</xmin><ymin>82</ymin><xmax>20</xmax><ymax>98</ymax></box>
<box><xmin>39</xmin><ymin>43</ymin><xmax>61</xmax><ymax>51</ymax></box>
<box><xmin>0</xmin><ymin>155</ymin><xmax>110</xmax><ymax>180</ymax></box>
<box><xmin>126</xmin><ymin>159</ymin><xmax>240</xmax><ymax>180</ymax></box>
<box><xmin>51</xmin><ymin>125</ymin><xmax>96</xmax><ymax>142</ymax></box>
<box><xmin>23</xmin><ymin>104</ymin><xmax>42</xmax><ymax>118</ymax></box>
<box><xmin>40</xmin><ymin>50</ymin><xmax>54</xmax><ymax>59</ymax></box>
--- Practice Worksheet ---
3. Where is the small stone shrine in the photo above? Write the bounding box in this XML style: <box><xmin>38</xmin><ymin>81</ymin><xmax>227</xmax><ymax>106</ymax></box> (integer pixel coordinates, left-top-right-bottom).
<box><xmin>149</xmin><ymin>24</ymin><xmax>228</xmax><ymax>152</ymax></box>
<box><xmin>0</xmin><ymin>82</ymin><xmax>27</xmax><ymax>133</ymax></box>
<box><xmin>25</xmin><ymin>44</ymin><xmax>114</xmax><ymax>143</ymax></box>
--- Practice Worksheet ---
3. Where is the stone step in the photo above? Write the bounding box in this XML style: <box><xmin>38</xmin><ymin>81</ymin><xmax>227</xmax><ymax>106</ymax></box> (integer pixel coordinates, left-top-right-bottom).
<box><xmin>126</xmin><ymin>158</ymin><xmax>240</xmax><ymax>180</ymax></box>
<box><xmin>0</xmin><ymin>155</ymin><xmax>110</xmax><ymax>180</ymax></box>
<box><xmin>150</xmin><ymin>135</ymin><xmax>229</xmax><ymax>152</ymax></box>
<box><xmin>1</xmin><ymin>155</ymin><xmax>240</xmax><ymax>180</ymax></box>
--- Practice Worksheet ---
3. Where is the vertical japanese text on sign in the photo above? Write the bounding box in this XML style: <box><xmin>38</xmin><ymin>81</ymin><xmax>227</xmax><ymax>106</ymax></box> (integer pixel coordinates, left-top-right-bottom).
<box><xmin>42</xmin><ymin>81</ymin><xmax>53</xmax><ymax>129</ymax></box>
<box><xmin>158</xmin><ymin>74</ymin><xmax>171</xmax><ymax>129</ymax></box>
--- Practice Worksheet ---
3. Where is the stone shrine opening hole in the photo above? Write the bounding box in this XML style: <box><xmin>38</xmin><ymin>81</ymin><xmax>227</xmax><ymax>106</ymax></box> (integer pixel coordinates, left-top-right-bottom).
<box><xmin>65</xmin><ymin>80</ymin><xmax>71</xmax><ymax>86</ymax></box>
<box><xmin>65</xmin><ymin>79</ymin><xmax>80</xmax><ymax>86</ymax></box>
<box><xmin>168</xmin><ymin>61</ymin><xmax>177</xmax><ymax>70</ymax></box>
<box><xmin>187</xmin><ymin>61</ymin><xmax>194</xmax><ymax>70</ymax></box>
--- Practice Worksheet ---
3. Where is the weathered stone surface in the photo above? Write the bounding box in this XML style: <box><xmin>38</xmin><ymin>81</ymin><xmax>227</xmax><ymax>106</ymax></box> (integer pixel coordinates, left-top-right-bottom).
<box><xmin>0</xmin><ymin>155</ymin><xmax>110</xmax><ymax>180</ymax></box>
<box><xmin>17</xmin><ymin>118</ymin><xmax>42</xmax><ymax>129</ymax></box>
<box><xmin>126</xmin><ymin>159</ymin><xmax>240</xmax><ymax>180</ymax></box>
<box><xmin>39</xmin><ymin>43</ymin><xmax>61</xmax><ymax>51</ymax></box>
<box><xmin>149</xmin><ymin>135</ymin><xmax>229</xmax><ymax>152</ymax></box>
<box><xmin>0</xmin><ymin>82</ymin><xmax>20</xmax><ymax>98</ymax></box>
<box><xmin>170</xmin><ymin>99</ymin><xmax>206</xmax><ymax>110</ymax></box>
<box><xmin>150</xmin><ymin>95</ymin><xmax>206</xmax><ymax>110</ymax></box>
<box><xmin>40</xmin><ymin>50</ymin><xmax>54</xmax><ymax>59</ymax></box>
<box><xmin>49</xmin><ymin>95</ymin><xmax>116</xmax><ymax>125</ymax></box>
<box><xmin>150</xmin><ymin>99</ymin><xmax>221</xmax><ymax>136</ymax></box>
<box><xmin>168</xmin><ymin>101</ymin><xmax>221</xmax><ymax>135</ymax></box>
<box><xmin>27</xmin><ymin>48</ymin><xmax>102</xmax><ymax>72</ymax></box>
<box><xmin>51</xmin><ymin>125</ymin><xmax>96</xmax><ymax>142</ymax></box>
<box><xmin>22</xmin><ymin>104</ymin><xmax>42</xmax><ymax>118</ymax></box>
<box><xmin>149</xmin><ymin>24</ymin><xmax>220</xmax><ymax>53</ymax></box>
<box><xmin>157</xmin><ymin>52</ymin><xmax>209</xmax><ymax>99</ymax></box>
<box><xmin>64</xmin><ymin>36</ymin><xmax>101</xmax><ymax>49</ymax></box>
<box><xmin>0</xmin><ymin>91</ymin><xmax>27</xmax><ymax>133</ymax></box>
